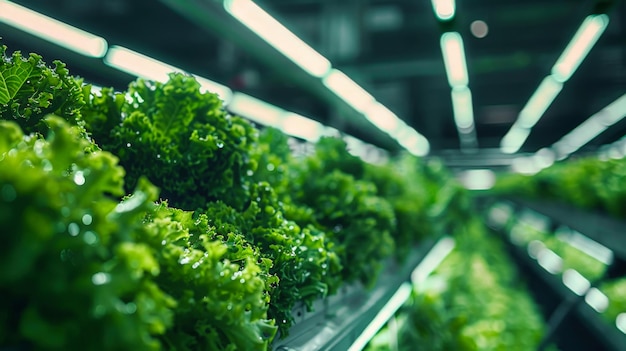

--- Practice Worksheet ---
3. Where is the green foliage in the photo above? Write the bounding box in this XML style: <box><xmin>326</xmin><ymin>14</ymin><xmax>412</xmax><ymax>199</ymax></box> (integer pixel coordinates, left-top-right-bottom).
<box><xmin>0</xmin><ymin>45</ymin><xmax>85</xmax><ymax>134</ymax></box>
<box><xmin>364</xmin><ymin>154</ymin><xmax>439</xmax><ymax>258</ymax></box>
<box><xmin>507</xmin><ymin>219</ymin><xmax>606</xmax><ymax>280</ymax></box>
<box><xmin>0</xmin><ymin>117</ymin><xmax>175</xmax><ymax>350</ymax></box>
<box><xmin>366</xmin><ymin>219</ymin><xmax>546</xmax><ymax>351</ymax></box>
<box><xmin>492</xmin><ymin>156</ymin><xmax>626</xmax><ymax>218</ymax></box>
<box><xmin>81</xmin><ymin>74</ymin><xmax>258</xmax><ymax>211</ymax></box>
<box><xmin>286</xmin><ymin>137</ymin><xmax>396</xmax><ymax>288</ymax></box>
<box><xmin>145</xmin><ymin>204</ymin><xmax>276</xmax><ymax>351</ymax></box>
<box><xmin>205</xmin><ymin>182</ymin><xmax>340</xmax><ymax>336</ymax></box>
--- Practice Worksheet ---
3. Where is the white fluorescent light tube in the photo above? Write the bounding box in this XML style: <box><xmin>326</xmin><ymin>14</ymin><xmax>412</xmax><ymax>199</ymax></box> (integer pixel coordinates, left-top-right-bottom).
<box><xmin>104</xmin><ymin>46</ymin><xmax>232</xmax><ymax>103</ymax></box>
<box><xmin>552</xmin><ymin>94</ymin><xmax>626</xmax><ymax>157</ymax></box>
<box><xmin>517</xmin><ymin>75</ymin><xmax>563</xmax><ymax>129</ymax></box>
<box><xmin>431</xmin><ymin>0</ymin><xmax>456</xmax><ymax>21</ymax></box>
<box><xmin>537</xmin><ymin>248</ymin><xmax>564</xmax><ymax>275</ymax></box>
<box><xmin>552</xmin><ymin>14</ymin><xmax>609</xmax><ymax>83</ymax></box>
<box><xmin>0</xmin><ymin>0</ymin><xmax>107</xmax><ymax>57</ymax></box>
<box><xmin>459</xmin><ymin>169</ymin><xmax>496</xmax><ymax>190</ymax></box>
<box><xmin>224</xmin><ymin>0</ymin><xmax>331</xmax><ymax>78</ymax></box>
<box><xmin>194</xmin><ymin>76</ymin><xmax>233</xmax><ymax>105</ymax></box>
<box><xmin>451</xmin><ymin>86</ymin><xmax>475</xmax><ymax>131</ymax></box>
<box><xmin>411</xmin><ymin>237</ymin><xmax>455</xmax><ymax>285</ymax></box>
<box><xmin>348</xmin><ymin>282</ymin><xmax>412</xmax><ymax>351</ymax></box>
<box><xmin>440</xmin><ymin>32</ymin><xmax>469</xmax><ymax>88</ymax></box>
<box><xmin>364</xmin><ymin>102</ymin><xmax>401</xmax><ymax>134</ymax></box>
<box><xmin>323</xmin><ymin>69</ymin><xmax>376</xmax><ymax>114</ymax></box>
<box><xmin>596</xmin><ymin>93</ymin><xmax>626</xmax><ymax>126</ymax></box>
<box><xmin>500</xmin><ymin>126</ymin><xmax>531</xmax><ymax>154</ymax></box>
<box><xmin>227</xmin><ymin>92</ymin><xmax>284</xmax><ymax>127</ymax></box>
<box><xmin>397</xmin><ymin>128</ymin><xmax>430</xmax><ymax>157</ymax></box>
<box><xmin>561</xmin><ymin>119</ymin><xmax>606</xmax><ymax>152</ymax></box>
<box><xmin>585</xmin><ymin>287</ymin><xmax>609</xmax><ymax>313</ymax></box>
<box><xmin>282</xmin><ymin>112</ymin><xmax>325</xmax><ymax>142</ymax></box>
<box><xmin>616</xmin><ymin>313</ymin><xmax>626</xmax><ymax>334</ymax></box>
<box><xmin>105</xmin><ymin>46</ymin><xmax>180</xmax><ymax>82</ymax></box>
<box><xmin>562</xmin><ymin>269</ymin><xmax>590</xmax><ymax>296</ymax></box>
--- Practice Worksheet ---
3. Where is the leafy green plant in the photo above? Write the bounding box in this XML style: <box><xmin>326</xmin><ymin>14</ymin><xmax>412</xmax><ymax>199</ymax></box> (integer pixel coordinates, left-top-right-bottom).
<box><xmin>145</xmin><ymin>204</ymin><xmax>276</xmax><ymax>351</ymax></box>
<box><xmin>204</xmin><ymin>181</ymin><xmax>340</xmax><ymax>336</ymax></box>
<box><xmin>0</xmin><ymin>44</ymin><xmax>85</xmax><ymax>134</ymax></box>
<box><xmin>366</xmin><ymin>219</ymin><xmax>547</xmax><ymax>351</ymax></box>
<box><xmin>285</xmin><ymin>137</ymin><xmax>396</xmax><ymax>288</ymax></box>
<box><xmin>0</xmin><ymin>117</ymin><xmax>175</xmax><ymax>350</ymax></box>
<box><xmin>81</xmin><ymin>74</ymin><xmax>258</xmax><ymax>211</ymax></box>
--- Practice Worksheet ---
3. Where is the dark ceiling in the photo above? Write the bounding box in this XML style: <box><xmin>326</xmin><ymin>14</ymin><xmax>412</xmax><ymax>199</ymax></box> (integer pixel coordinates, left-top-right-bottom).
<box><xmin>1</xmin><ymin>0</ymin><xmax>625</xmax><ymax>170</ymax></box>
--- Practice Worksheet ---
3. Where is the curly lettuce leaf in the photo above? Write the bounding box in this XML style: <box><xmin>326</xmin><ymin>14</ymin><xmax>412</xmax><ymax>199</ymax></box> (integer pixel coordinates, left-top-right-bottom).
<box><xmin>0</xmin><ymin>116</ymin><xmax>174</xmax><ymax>350</ymax></box>
<box><xmin>146</xmin><ymin>204</ymin><xmax>276</xmax><ymax>350</ymax></box>
<box><xmin>0</xmin><ymin>45</ymin><xmax>85</xmax><ymax>134</ymax></box>
<box><xmin>81</xmin><ymin>74</ymin><xmax>258</xmax><ymax>211</ymax></box>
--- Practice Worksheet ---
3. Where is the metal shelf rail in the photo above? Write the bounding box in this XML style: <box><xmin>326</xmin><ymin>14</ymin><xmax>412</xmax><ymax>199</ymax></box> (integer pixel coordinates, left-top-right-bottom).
<box><xmin>271</xmin><ymin>236</ymin><xmax>455</xmax><ymax>351</ymax></box>
<box><xmin>510</xmin><ymin>198</ymin><xmax>626</xmax><ymax>260</ymax></box>
<box><xmin>486</xmin><ymin>200</ymin><xmax>626</xmax><ymax>351</ymax></box>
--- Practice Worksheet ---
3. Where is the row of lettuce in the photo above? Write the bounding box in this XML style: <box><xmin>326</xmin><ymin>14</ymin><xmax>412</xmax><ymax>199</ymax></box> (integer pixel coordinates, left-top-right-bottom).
<box><xmin>0</xmin><ymin>44</ymin><xmax>465</xmax><ymax>350</ymax></box>
<box><xmin>493</xmin><ymin>155</ymin><xmax>626</xmax><ymax>218</ymax></box>
<box><xmin>496</xmin><ymin>204</ymin><xmax>626</xmax><ymax>331</ymax></box>
<box><xmin>492</xmin><ymin>154</ymin><xmax>626</xmax><ymax>331</ymax></box>
<box><xmin>365</xmin><ymin>216</ymin><xmax>550</xmax><ymax>351</ymax></box>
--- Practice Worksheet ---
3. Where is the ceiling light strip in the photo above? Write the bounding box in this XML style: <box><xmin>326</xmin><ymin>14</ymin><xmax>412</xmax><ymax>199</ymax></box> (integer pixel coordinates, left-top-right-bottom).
<box><xmin>500</xmin><ymin>14</ymin><xmax>610</xmax><ymax>154</ymax></box>
<box><xmin>0</xmin><ymin>0</ymin><xmax>108</xmax><ymax>57</ymax></box>
<box><xmin>551</xmin><ymin>93</ymin><xmax>626</xmax><ymax>158</ymax></box>
<box><xmin>440</xmin><ymin>32</ymin><xmax>469</xmax><ymax>88</ymax></box>
<box><xmin>323</xmin><ymin>69</ymin><xmax>376</xmax><ymax>114</ymax></box>
<box><xmin>104</xmin><ymin>46</ymin><xmax>233</xmax><ymax>103</ymax></box>
<box><xmin>438</xmin><ymin>30</ymin><xmax>477</xmax><ymax>150</ymax></box>
<box><xmin>431</xmin><ymin>0</ymin><xmax>456</xmax><ymax>21</ymax></box>
<box><xmin>552</xmin><ymin>14</ymin><xmax>610</xmax><ymax>83</ymax></box>
<box><xmin>224</xmin><ymin>0</ymin><xmax>331</xmax><ymax>78</ymax></box>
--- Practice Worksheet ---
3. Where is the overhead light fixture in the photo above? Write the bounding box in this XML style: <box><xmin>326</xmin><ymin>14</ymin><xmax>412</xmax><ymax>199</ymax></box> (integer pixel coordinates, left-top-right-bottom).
<box><xmin>431</xmin><ymin>0</ymin><xmax>456</xmax><ymax>21</ymax></box>
<box><xmin>394</xmin><ymin>127</ymin><xmax>430</xmax><ymax>157</ymax></box>
<box><xmin>499</xmin><ymin>13</ymin><xmax>610</xmax><ymax>153</ymax></box>
<box><xmin>227</xmin><ymin>92</ymin><xmax>284</xmax><ymax>126</ymax></box>
<box><xmin>411</xmin><ymin>237</ymin><xmax>456</xmax><ymax>285</ymax></box>
<box><xmin>363</xmin><ymin>102</ymin><xmax>401</xmax><ymax>135</ymax></box>
<box><xmin>517</xmin><ymin>75</ymin><xmax>563</xmax><ymax>129</ymax></box>
<box><xmin>585</xmin><ymin>287</ymin><xmax>609</xmax><ymax>313</ymax></box>
<box><xmin>562</xmin><ymin>269</ymin><xmax>590</xmax><ymax>296</ymax></box>
<box><xmin>348</xmin><ymin>282</ymin><xmax>412</xmax><ymax>351</ymax></box>
<box><xmin>104</xmin><ymin>46</ymin><xmax>232</xmax><ymax>103</ymax></box>
<box><xmin>500</xmin><ymin>125</ymin><xmax>531</xmax><ymax>154</ymax></box>
<box><xmin>344</xmin><ymin>135</ymin><xmax>389</xmax><ymax>165</ymax></box>
<box><xmin>451</xmin><ymin>86</ymin><xmax>475</xmax><ymax>131</ymax></box>
<box><xmin>616</xmin><ymin>313</ymin><xmax>626</xmax><ymax>334</ymax></box>
<box><xmin>194</xmin><ymin>77</ymin><xmax>234</xmax><ymax>104</ymax></box>
<box><xmin>458</xmin><ymin>169</ymin><xmax>496</xmax><ymax>190</ymax></box>
<box><xmin>551</xmin><ymin>93</ymin><xmax>626</xmax><ymax>158</ymax></box>
<box><xmin>440</xmin><ymin>32</ymin><xmax>469</xmax><ymax>88</ymax></box>
<box><xmin>0</xmin><ymin>0</ymin><xmax>107</xmax><ymax>57</ymax></box>
<box><xmin>551</xmin><ymin>14</ymin><xmax>609</xmax><ymax>83</ymax></box>
<box><xmin>323</xmin><ymin>69</ymin><xmax>376</xmax><ymax>114</ymax></box>
<box><xmin>224</xmin><ymin>0</ymin><xmax>331</xmax><ymax>78</ymax></box>
<box><xmin>282</xmin><ymin>112</ymin><xmax>326</xmax><ymax>142</ymax></box>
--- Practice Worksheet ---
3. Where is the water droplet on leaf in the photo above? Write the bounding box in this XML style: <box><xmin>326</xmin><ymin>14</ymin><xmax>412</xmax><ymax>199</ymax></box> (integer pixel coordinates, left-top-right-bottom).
<box><xmin>68</xmin><ymin>222</ymin><xmax>80</xmax><ymax>236</ymax></box>
<box><xmin>82</xmin><ymin>214</ymin><xmax>93</xmax><ymax>226</ymax></box>
<box><xmin>83</xmin><ymin>231</ymin><xmax>97</xmax><ymax>245</ymax></box>
<box><xmin>73</xmin><ymin>171</ymin><xmax>85</xmax><ymax>185</ymax></box>
<box><xmin>92</xmin><ymin>272</ymin><xmax>111</xmax><ymax>285</ymax></box>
